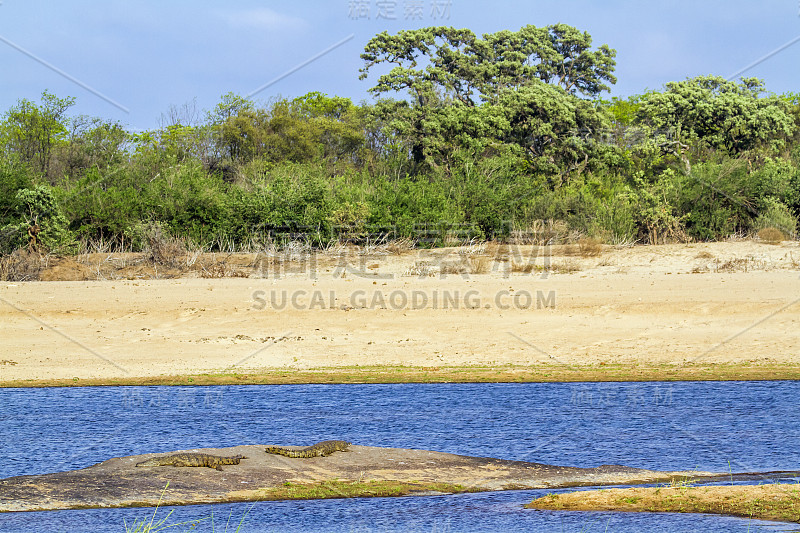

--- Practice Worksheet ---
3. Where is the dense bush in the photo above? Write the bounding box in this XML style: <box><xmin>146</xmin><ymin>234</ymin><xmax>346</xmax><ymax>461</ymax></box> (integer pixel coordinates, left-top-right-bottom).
<box><xmin>0</xmin><ymin>25</ymin><xmax>798</xmax><ymax>253</ymax></box>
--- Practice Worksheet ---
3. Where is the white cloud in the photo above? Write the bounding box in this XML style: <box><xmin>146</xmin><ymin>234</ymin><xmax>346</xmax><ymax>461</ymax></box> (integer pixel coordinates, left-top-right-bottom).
<box><xmin>216</xmin><ymin>8</ymin><xmax>307</xmax><ymax>32</ymax></box>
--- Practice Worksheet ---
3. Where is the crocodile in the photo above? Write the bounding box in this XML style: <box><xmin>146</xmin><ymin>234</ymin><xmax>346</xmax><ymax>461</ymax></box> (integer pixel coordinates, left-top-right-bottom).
<box><xmin>265</xmin><ymin>440</ymin><xmax>351</xmax><ymax>458</ymax></box>
<box><xmin>135</xmin><ymin>453</ymin><xmax>246</xmax><ymax>471</ymax></box>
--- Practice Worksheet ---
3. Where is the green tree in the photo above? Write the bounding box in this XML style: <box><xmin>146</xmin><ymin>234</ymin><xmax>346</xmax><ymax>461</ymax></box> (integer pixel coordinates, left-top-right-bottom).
<box><xmin>360</xmin><ymin>24</ymin><xmax>616</xmax><ymax>103</ymax></box>
<box><xmin>637</xmin><ymin>76</ymin><xmax>795</xmax><ymax>158</ymax></box>
<box><xmin>359</xmin><ymin>24</ymin><xmax>616</xmax><ymax>174</ymax></box>
<box><xmin>2</xmin><ymin>185</ymin><xmax>77</xmax><ymax>253</ymax></box>
<box><xmin>206</xmin><ymin>93</ymin><xmax>263</xmax><ymax>164</ymax></box>
<box><xmin>291</xmin><ymin>92</ymin><xmax>368</xmax><ymax>165</ymax></box>
<box><xmin>1</xmin><ymin>91</ymin><xmax>76</xmax><ymax>179</ymax></box>
<box><xmin>54</xmin><ymin>116</ymin><xmax>129</xmax><ymax>179</ymax></box>
<box><xmin>496</xmin><ymin>83</ymin><xmax>612</xmax><ymax>178</ymax></box>
<box><xmin>0</xmin><ymin>155</ymin><xmax>33</xmax><ymax>226</ymax></box>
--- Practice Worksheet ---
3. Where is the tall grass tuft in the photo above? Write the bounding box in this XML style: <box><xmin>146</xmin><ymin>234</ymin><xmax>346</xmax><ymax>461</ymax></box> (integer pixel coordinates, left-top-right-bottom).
<box><xmin>123</xmin><ymin>482</ymin><xmax>253</xmax><ymax>533</ymax></box>
<box><xmin>758</xmin><ymin>227</ymin><xmax>785</xmax><ymax>244</ymax></box>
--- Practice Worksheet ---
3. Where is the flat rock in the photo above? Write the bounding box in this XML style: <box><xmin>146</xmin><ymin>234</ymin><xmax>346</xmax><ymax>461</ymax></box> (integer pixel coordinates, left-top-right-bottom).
<box><xmin>0</xmin><ymin>445</ymin><xmax>725</xmax><ymax>512</ymax></box>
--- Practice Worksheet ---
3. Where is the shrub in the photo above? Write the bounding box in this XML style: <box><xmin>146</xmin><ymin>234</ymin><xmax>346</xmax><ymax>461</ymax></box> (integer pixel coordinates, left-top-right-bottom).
<box><xmin>469</xmin><ymin>255</ymin><xmax>491</xmax><ymax>274</ymax></box>
<box><xmin>511</xmin><ymin>261</ymin><xmax>534</xmax><ymax>273</ymax></box>
<box><xmin>12</xmin><ymin>186</ymin><xmax>77</xmax><ymax>254</ymax></box>
<box><xmin>757</xmin><ymin>227</ymin><xmax>785</xmax><ymax>244</ymax></box>
<box><xmin>753</xmin><ymin>197</ymin><xmax>797</xmax><ymax>237</ymax></box>
<box><xmin>138</xmin><ymin>223</ymin><xmax>187</xmax><ymax>267</ymax></box>
<box><xmin>577</xmin><ymin>237</ymin><xmax>603</xmax><ymax>257</ymax></box>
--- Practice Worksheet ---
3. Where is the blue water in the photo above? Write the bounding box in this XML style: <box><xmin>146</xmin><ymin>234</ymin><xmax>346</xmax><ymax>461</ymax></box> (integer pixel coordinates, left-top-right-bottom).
<box><xmin>1</xmin><ymin>382</ymin><xmax>799</xmax><ymax>532</ymax></box>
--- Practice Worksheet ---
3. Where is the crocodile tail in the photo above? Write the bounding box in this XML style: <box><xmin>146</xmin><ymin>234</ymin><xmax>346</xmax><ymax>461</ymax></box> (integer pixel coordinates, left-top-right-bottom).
<box><xmin>266</xmin><ymin>446</ymin><xmax>303</xmax><ymax>458</ymax></box>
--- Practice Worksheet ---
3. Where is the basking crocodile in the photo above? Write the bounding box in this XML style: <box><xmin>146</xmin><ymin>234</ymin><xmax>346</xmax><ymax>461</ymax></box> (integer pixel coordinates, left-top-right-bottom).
<box><xmin>135</xmin><ymin>453</ymin><xmax>246</xmax><ymax>471</ymax></box>
<box><xmin>265</xmin><ymin>440</ymin><xmax>351</xmax><ymax>458</ymax></box>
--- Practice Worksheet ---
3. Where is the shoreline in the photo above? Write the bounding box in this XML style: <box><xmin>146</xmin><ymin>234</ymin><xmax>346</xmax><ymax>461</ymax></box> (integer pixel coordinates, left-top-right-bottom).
<box><xmin>4</xmin><ymin>363</ymin><xmax>800</xmax><ymax>388</ymax></box>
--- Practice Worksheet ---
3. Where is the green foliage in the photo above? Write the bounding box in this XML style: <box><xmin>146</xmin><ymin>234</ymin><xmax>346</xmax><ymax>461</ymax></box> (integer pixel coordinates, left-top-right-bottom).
<box><xmin>60</xmin><ymin>167</ymin><xmax>144</xmax><ymax>246</ymax></box>
<box><xmin>753</xmin><ymin>197</ymin><xmax>797</xmax><ymax>237</ymax></box>
<box><xmin>144</xmin><ymin>162</ymin><xmax>228</xmax><ymax>245</ymax></box>
<box><xmin>360</xmin><ymin>24</ymin><xmax>617</xmax><ymax>175</ymax></box>
<box><xmin>360</xmin><ymin>24</ymin><xmax>617</xmax><ymax>102</ymax></box>
<box><xmin>637</xmin><ymin>76</ymin><xmax>796</xmax><ymax>156</ymax></box>
<box><xmin>219</xmin><ymin>162</ymin><xmax>336</xmax><ymax>246</ymax></box>
<box><xmin>673</xmin><ymin>161</ymin><xmax>758</xmax><ymax>240</ymax></box>
<box><xmin>0</xmin><ymin>155</ymin><xmax>33</xmax><ymax>225</ymax></box>
<box><xmin>0</xmin><ymin>29</ymin><xmax>799</xmax><ymax>253</ymax></box>
<box><xmin>497</xmin><ymin>83</ymin><xmax>614</xmax><ymax>177</ymax></box>
<box><xmin>630</xmin><ymin>170</ymin><xmax>687</xmax><ymax>243</ymax></box>
<box><xmin>1</xmin><ymin>185</ymin><xmax>77</xmax><ymax>254</ymax></box>
<box><xmin>598</xmin><ymin>94</ymin><xmax>648</xmax><ymax>126</ymax></box>
<box><xmin>1</xmin><ymin>90</ymin><xmax>75</xmax><ymax>179</ymax></box>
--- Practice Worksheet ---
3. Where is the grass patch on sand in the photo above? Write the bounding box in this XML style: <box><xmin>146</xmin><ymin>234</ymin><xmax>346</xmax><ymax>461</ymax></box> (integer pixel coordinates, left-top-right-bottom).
<box><xmin>246</xmin><ymin>480</ymin><xmax>469</xmax><ymax>501</ymax></box>
<box><xmin>527</xmin><ymin>483</ymin><xmax>800</xmax><ymax>523</ymax></box>
<box><xmin>5</xmin><ymin>363</ymin><xmax>800</xmax><ymax>388</ymax></box>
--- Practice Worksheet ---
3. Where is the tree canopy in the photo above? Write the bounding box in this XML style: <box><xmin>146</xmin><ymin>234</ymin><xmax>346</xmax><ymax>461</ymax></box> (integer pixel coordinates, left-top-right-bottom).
<box><xmin>637</xmin><ymin>76</ymin><xmax>795</xmax><ymax>156</ymax></box>
<box><xmin>359</xmin><ymin>24</ymin><xmax>617</xmax><ymax>105</ymax></box>
<box><xmin>359</xmin><ymin>24</ymin><xmax>617</xmax><ymax>174</ymax></box>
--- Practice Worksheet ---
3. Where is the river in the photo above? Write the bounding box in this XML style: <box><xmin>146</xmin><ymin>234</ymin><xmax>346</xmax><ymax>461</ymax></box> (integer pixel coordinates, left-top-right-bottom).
<box><xmin>1</xmin><ymin>381</ymin><xmax>798</xmax><ymax>532</ymax></box>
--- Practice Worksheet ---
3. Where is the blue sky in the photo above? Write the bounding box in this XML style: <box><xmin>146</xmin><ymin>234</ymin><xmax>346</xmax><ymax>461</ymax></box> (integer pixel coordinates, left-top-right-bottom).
<box><xmin>1</xmin><ymin>0</ymin><xmax>799</xmax><ymax>130</ymax></box>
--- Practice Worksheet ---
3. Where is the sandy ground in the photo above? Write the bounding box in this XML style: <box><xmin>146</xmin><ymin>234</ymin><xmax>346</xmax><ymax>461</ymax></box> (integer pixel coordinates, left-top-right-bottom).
<box><xmin>1</xmin><ymin>241</ymin><xmax>799</xmax><ymax>383</ymax></box>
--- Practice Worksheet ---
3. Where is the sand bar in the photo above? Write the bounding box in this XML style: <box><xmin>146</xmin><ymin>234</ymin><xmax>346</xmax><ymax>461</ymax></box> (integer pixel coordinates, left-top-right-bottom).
<box><xmin>1</xmin><ymin>242</ymin><xmax>799</xmax><ymax>385</ymax></box>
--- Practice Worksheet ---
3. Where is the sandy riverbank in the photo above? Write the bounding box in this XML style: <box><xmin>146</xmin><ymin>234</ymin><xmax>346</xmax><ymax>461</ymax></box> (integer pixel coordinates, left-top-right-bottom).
<box><xmin>1</xmin><ymin>241</ymin><xmax>799</xmax><ymax>385</ymax></box>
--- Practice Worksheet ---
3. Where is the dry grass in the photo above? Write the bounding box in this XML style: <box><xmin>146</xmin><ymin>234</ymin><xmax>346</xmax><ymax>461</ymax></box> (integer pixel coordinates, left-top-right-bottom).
<box><xmin>456</xmin><ymin>242</ymin><xmax>486</xmax><ymax>256</ymax></box>
<box><xmin>758</xmin><ymin>227</ymin><xmax>785</xmax><ymax>245</ymax></box>
<box><xmin>254</xmin><ymin>480</ymin><xmax>470</xmax><ymax>501</ymax></box>
<box><xmin>695</xmin><ymin>251</ymin><xmax>715</xmax><ymax>259</ymax></box>
<box><xmin>577</xmin><ymin>237</ymin><xmax>604</xmax><ymax>257</ymax></box>
<box><xmin>145</xmin><ymin>226</ymin><xmax>187</xmax><ymax>268</ymax></box>
<box><xmin>439</xmin><ymin>255</ymin><xmax>491</xmax><ymax>275</ymax></box>
<box><xmin>714</xmin><ymin>257</ymin><xmax>767</xmax><ymax>273</ymax></box>
<box><xmin>468</xmin><ymin>255</ymin><xmax>491</xmax><ymax>274</ymax></box>
<box><xmin>12</xmin><ymin>363</ymin><xmax>800</xmax><ymax>388</ymax></box>
<box><xmin>485</xmin><ymin>242</ymin><xmax>511</xmax><ymax>262</ymax></box>
<box><xmin>539</xmin><ymin>259</ymin><xmax>582</xmax><ymax>274</ymax></box>
<box><xmin>200</xmin><ymin>264</ymin><xmax>227</xmax><ymax>279</ymax></box>
<box><xmin>511</xmin><ymin>261</ymin><xmax>534</xmax><ymax>273</ymax></box>
<box><xmin>562</xmin><ymin>237</ymin><xmax>604</xmax><ymax>258</ymax></box>
<box><xmin>387</xmin><ymin>238</ymin><xmax>415</xmax><ymax>255</ymax></box>
<box><xmin>199</xmin><ymin>254</ymin><xmax>251</xmax><ymax>279</ymax></box>
<box><xmin>402</xmin><ymin>261</ymin><xmax>437</xmax><ymax>277</ymax></box>
<box><xmin>0</xmin><ymin>249</ymin><xmax>45</xmax><ymax>281</ymax></box>
<box><xmin>439</xmin><ymin>261</ymin><xmax>468</xmax><ymax>275</ymax></box>
<box><xmin>509</xmin><ymin>219</ymin><xmax>569</xmax><ymax>245</ymax></box>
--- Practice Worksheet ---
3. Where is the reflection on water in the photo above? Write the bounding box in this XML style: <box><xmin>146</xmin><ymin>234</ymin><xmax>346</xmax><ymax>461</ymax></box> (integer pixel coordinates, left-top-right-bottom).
<box><xmin>1</xmin><ymin>381</ymin><xmax>798</xmax><ymax>532</ymax></box>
